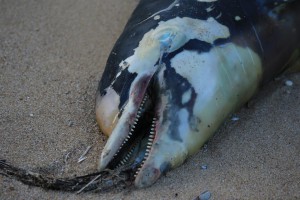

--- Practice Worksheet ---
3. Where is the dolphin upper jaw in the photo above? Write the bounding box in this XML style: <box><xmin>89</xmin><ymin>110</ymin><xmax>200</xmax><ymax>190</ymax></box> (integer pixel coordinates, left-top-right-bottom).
<box><xmin>98</xmin><ymin>118</ymin><xmax>130</xmax><ymax>171</ymax></box>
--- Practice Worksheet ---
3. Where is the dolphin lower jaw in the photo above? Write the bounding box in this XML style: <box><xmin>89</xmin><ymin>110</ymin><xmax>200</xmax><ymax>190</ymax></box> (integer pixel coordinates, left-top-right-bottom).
<box><xmin>134</xmin><ymin>136</ymin><xmax>189</xmax><ymax>188</ymax></box>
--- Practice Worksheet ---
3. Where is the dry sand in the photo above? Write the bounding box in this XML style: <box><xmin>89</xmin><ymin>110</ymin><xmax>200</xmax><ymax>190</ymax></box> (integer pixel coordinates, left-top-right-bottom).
<box><xmin>0</xmin><ymin>0</ymin><xmax>299</xmax><ymax>199</ymax></box>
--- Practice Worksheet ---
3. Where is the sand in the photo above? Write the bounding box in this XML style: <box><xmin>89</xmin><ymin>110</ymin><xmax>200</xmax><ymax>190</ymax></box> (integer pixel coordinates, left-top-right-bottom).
<box><xmin>0</xmin><ymin>0</ymin><xmax>299</xmax><ymax>199</ymax></box>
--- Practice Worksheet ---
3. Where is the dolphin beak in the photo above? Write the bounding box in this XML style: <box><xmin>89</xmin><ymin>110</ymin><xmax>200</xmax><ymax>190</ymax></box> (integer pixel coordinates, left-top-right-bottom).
<box><xmin>97</xmin><ymin>68</ymin><xmax>190</xmax><ymax>188</ymax></box>
<box><xmin>98</xmin><ymin>73</ymin><xmax>160</xmax><ymax>175</ymax></box>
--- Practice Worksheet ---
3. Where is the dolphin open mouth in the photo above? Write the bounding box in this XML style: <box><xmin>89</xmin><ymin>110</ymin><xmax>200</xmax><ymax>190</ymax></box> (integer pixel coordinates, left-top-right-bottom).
<box><xmin>103</xmin><ymin>78</ymin><xmax>159</xmax><ymax>181</ymax></box>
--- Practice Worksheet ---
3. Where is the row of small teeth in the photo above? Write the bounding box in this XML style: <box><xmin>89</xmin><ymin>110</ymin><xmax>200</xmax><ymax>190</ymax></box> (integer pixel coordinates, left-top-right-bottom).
<box><xmin>136</xmin><ymin>94</ymin><xmax>149</xmax><ymax>119</ymax></box>
<box><xmin>134</xmin><ymin>117</ymin><xmax>156</xmax><ymax>177</ymax></box>
<box><xmin>114</xmin><ymin>94</ymin><xmax>150</xmax><ymax>158</ymax></box>
<box><xmin>112</xmin><ymin>94</ymin><xmax>150</xmax><ymax>166</ymax></box>
<box><xmin>128</xmin><ymin>94</ymin><xmax>149</xmax><ymax>137</ymax></box>
<box><xmin>116</xmin><ymin>148</ymin><xmax>134</xmax><ymax>168</ymax></box>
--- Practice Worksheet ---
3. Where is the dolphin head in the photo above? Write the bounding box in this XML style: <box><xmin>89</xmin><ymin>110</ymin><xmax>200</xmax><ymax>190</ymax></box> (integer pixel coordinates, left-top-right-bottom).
<box><xmin>96</xmin><ymin>17</ymin><xmax>262</xmax><ymax>187</ymax></box>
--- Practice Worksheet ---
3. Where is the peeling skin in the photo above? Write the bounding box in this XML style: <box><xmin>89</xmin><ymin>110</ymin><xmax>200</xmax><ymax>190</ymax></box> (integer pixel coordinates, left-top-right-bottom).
<box><xmin>121</xmin><ymin>17</ymin><xmax>230</xmax><ymax>74</ymax></box>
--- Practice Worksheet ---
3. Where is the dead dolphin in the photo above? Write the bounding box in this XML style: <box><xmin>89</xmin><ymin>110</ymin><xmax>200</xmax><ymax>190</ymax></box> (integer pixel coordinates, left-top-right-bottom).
<box><xmin>96</xmin><ymin>0</ymin><xmax>300</xmax><ymax>188</ymax></box>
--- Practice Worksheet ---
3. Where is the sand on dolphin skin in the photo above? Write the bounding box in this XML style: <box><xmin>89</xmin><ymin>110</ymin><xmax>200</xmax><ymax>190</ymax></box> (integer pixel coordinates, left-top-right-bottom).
<box><xmin>0</xmin><ymin>0</ymin><xmax>299</xmax><ymax>199</ymax></box>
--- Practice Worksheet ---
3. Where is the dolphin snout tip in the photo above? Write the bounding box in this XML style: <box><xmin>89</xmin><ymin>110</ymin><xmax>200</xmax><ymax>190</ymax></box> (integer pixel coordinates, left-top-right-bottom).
<box><xmin>134</xmin><ymin>165</ymin><xmax>161</xmax><ymax>188</ymax></box>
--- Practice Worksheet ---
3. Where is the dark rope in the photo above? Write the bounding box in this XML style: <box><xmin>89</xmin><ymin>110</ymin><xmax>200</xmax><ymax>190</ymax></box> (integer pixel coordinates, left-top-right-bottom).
<box><xmin>0</xmin><ymin>159</ymin><xmax>132</xmax><ymax>193</ymax></box>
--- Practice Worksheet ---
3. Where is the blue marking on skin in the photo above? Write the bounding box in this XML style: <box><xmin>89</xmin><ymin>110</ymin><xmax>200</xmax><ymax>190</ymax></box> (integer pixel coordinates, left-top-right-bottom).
<box><xmin>159</xmin><ymin>32</ymin><xmax>176</xmax><ymax>53</ymax></box>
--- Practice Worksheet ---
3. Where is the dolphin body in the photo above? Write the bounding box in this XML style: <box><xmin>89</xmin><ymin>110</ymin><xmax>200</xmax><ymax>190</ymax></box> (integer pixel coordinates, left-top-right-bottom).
<box><xmin>96</xmin><ymin>0</ymin><xmax>300</xmax><ymax>188</ymax></box>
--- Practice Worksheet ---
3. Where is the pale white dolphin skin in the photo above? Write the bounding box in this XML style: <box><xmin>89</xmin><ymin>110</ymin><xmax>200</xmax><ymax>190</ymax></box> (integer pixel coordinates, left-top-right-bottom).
<box><xmin>96</xmin><ymin>0</ymin><xmax>300</xmax><ymax>187</ymax></box>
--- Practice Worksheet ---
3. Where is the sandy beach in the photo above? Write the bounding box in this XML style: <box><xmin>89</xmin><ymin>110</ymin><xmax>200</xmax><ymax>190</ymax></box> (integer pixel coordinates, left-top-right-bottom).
<box><xmin>0</xmin><ymin>0</ymin><xmax>299</xmax><ymax>199</ymax></box>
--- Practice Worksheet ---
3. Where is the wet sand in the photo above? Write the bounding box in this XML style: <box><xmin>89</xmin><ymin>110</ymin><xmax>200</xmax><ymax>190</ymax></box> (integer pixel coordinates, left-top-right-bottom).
<box><xmin>0</xmin><ymin>0</ymin><xmax>299</xmax><ymax>199</ymax></box>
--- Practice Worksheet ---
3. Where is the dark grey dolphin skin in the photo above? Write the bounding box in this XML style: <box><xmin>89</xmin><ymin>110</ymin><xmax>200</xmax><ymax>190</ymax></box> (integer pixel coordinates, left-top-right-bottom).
<box><xmin>96</xmin><ymin>0</ymin><xmax>300</xmax><ymax>188</ymax></box>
